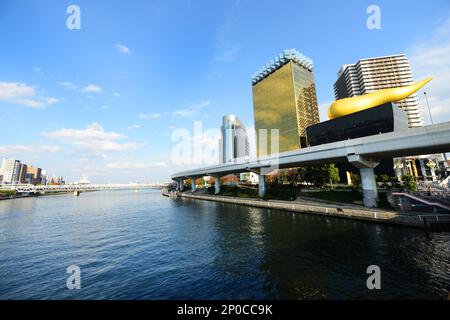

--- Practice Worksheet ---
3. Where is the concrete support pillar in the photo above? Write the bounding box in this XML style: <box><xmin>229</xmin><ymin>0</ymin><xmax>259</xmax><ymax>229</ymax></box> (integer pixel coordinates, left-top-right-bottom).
<box><xmin>348</xmin><ymin>155</ymin><xmax>379</xmax><ymax>208</ymax></box>
<box><xmin>214</xmin><ymin>175</ymin><xmax>221</xmax><ymax>194</ymax></box>
<box><xmin>191</xmin><ymin>177</ymin><xmax>196</xmax><ymax>192</ymax></box>
<box><xmin>179</xmin><ymin>179</ymin><xmax>184</xmax><ymax>191</ymax></box>
<box><xmin>360</xmin><ymin>167</ymin><xmax>378</xmax><ymax>208</ymax></box>
<box><xmin>176</xmin><ymin>179</ymin><xmax>183</xmax><ymax>191</ymax></box>
<box><xmin>258</xmin><ymin>174</ymin><xmax>266</xmax><ymax>198</ymax></box>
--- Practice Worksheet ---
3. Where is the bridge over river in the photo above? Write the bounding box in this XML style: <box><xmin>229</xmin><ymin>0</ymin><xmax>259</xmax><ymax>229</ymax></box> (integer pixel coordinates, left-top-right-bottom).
<box><xmin>0</xmin><ymin>183</ymin><xmax>166</xmax><ymax>194</ymax></box>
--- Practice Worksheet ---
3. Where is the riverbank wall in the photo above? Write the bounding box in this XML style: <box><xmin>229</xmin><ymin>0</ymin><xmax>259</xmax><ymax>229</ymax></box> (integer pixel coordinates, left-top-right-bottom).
<box><xmin>0</xmin><ymin>191</ymin><xmax>75</xmax><ymax>201</ymax></box>
<box><xmin>169</xmin><ymin>192</ymin><xmax>445</xmax><ymax>230</ymax></box>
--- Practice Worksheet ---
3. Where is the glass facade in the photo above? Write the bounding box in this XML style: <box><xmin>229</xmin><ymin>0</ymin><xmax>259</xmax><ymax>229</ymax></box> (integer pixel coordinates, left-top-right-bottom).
<box><xmin>252</xmin><ymin>60</ymin><xmax>320</xmax><ymax>156</ymax></box>
<box><xmin>220</xmin><ymin>115</ymin><xmax>250</xmax><ymax>164</ymax></box>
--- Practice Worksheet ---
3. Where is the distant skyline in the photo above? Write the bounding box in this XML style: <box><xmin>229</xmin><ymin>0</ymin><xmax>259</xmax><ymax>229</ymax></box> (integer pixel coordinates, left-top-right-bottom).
<box><xmin>1</xmin><ymin>0</ymin><xmax>450</xmax><ymax>183</ymax></box>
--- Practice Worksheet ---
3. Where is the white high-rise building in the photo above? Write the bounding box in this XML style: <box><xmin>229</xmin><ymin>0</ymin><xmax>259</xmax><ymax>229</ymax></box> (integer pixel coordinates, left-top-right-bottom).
<box><xmin>1</xmin><ymin>158</ymin><xmax>22</xmax><ymax>184</ymax></box>
<box><xmin>334</xmin><ymin>54</ymin><xmax>424</xmax><ymax>127</ymax></box>
<box><xmin>219</xmin><ymin>115</ymin><xmax>250</xmax><ymax>164</ymax></box>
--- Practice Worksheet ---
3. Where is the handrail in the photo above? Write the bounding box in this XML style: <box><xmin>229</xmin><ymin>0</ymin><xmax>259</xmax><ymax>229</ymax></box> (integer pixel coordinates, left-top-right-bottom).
<box><xmin>391</xmin><ymin>192</ymin><xmax>450</xmax><ymax>211</ymax></box>
<box><xmin>418</xmin><ymin>214</ymin><xmax>450</xmax><ymax>223</ymax></box>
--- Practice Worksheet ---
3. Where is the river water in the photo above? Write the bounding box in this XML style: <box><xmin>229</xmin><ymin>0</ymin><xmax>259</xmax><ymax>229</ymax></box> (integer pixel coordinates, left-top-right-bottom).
<box><xmin>0</xmin><ymin>190</ymin><xmax>448</xmax><ymax>300</ymax></box>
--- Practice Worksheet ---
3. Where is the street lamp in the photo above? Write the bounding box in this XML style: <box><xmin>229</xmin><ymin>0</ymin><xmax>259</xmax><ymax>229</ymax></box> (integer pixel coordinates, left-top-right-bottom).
<box><xmin>423</xmin><ymin>92</ymin><xmax>434</xmax><ymax>124</ymax></box>
<box><xmin>423</xmin><ymin>92</ymin><xmax>448</xmax><ymax>167</ymax></box>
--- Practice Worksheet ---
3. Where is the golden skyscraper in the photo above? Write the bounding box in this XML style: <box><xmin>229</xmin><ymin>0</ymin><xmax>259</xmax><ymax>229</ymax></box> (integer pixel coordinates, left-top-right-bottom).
<box><xmin>252</xmin><ymin>49</ymin><xmax>320</xmax><ymax>156</ymax></box>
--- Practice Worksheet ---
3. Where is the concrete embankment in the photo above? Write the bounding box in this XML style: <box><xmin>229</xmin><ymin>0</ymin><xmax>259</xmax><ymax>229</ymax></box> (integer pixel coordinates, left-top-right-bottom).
<box><xmin>170</xmin><ymin>192</ymin><xmax>433</xmax><ymax>229</ymax></box>
<box><xmin>0</xmin><ymin>192</ymin><xmax>74</xmax><ymax>201</ymax></box>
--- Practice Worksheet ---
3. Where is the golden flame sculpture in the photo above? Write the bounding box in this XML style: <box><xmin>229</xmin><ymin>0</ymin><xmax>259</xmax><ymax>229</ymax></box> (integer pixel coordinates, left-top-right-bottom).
<box><xmin>327</xmin><ymin>77</ymin><xmax>433</xmax><ymax>120</ymax></box>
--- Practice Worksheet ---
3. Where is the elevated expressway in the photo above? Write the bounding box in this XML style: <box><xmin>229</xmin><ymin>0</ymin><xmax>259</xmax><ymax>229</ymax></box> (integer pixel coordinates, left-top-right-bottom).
<box><xmin>172</xmin><ymin>122</ymin><xmax>450</xmax><ymax>208</ymax></box>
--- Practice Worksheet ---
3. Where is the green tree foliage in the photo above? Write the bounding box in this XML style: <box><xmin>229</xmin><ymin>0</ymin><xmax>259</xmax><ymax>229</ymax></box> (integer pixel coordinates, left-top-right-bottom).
<box><xmin>270</xmin><ymin>165</ymin><xmax>340</xmax><ymax>187</ymax></box>
<box><xmin>328</xmin><ymin>164</ymin><xmax>340</xmax><ymax>186</ymax></box>
<box><xmin>264</xmin><ymin>185</ymin><xmax>297</xmax><ymax>201</ymax></box>
<box><xmin>301</xmin><ymin>164</ymin><xmax>340</xmax><ymax>187</ymax></box>
<box><xmin>376</xmin><ymin>174</ymin><xmax>390</xmax><ymax>187</ymax></box>
<box><xmin>196</xmin><ymin>178</ymin><xmax>205</xmax><ymax>187</ymax></box>
<box><xmin>265</xmin><ymin>173</ymin><xmax>279</xmax><ymax>186</ymax></box>
<box><xmin>401</xmin><ymin>175</ymin><xmax>417</xmax><ymax>191</ymax></box>
<box><xmin>389</xmin><ymin>176</ymin><xmax>400</xmax><ymax>188</ymax></box>
<box><xmin>376</xmin><ymin>174</ymin><xmax>397</xmax><ymax>189</ymax></box>
<box><xmin>349</xmin><ymin>172</ymin><xmax>360</xmax><ymax>188</ymax></box>
<box><xmin>0</xmin><ymin>190</ymin><xmax>16</xmax><ymax>197</ymax></box>
<box><xmin>206</xmin><ymin>186</ymin><xmax>216</xmax><ymax>195</ymax></box>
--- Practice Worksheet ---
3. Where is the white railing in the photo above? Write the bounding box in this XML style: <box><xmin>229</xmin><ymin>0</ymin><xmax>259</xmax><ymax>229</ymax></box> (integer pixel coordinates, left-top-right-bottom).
<box><xmin>0</xmin><ymin>183</ymin><xmax>166</xmax><ymax>193</ymax></box>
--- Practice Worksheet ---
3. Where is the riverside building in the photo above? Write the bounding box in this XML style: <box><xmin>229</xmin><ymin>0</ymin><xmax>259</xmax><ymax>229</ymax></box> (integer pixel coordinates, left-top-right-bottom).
<box><xmin>334</xmin><ymin>54</ymin><xmax>424</xmax><ymax>128</ymax></box>
<box><xmin>252</xmin><ymin>49</ymin><xmax>320</xmax><ymax>156</ymax></box>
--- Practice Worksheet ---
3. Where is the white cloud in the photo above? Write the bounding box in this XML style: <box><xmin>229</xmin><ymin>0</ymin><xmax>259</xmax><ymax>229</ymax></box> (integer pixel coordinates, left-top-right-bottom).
<box><xmin>83</xmin><ymin>84</ymin><xmax>102</xmax><ymax>93</ymax></box>
<box><xmin>42</xmin><ymin>123</ymin><xmax>143</xmax><ymax>153</ymax></box>
<box><xmin>16</xmin><ymin>98</ymin><xmax>45</xmax><ymax>108</ymax></box>
<box><xmin>0</xmin><ymin>81</ymin><xmax>59</xmax><ymax>108</ymax></box>
<box><xmin>215</xmin><ymin>45</ymin><xmax>240</xmax><ymax>62</ymax></box>
<box><xmin>33</xmin><ymin>67</ymin><xmax>44</xmax><ymax>73</ymax></box>
<box><xmin>58</xmin><ymin>82</ymin><xmax>78</xmax><ymax>90</ymax></box>
<box><xmin>106</xmin><ymin>161</ymin><xmax>167</xmax><ymax>170</ymax></box>
<box><xmin>106</xmin><ymin>162</ymin><xmax>146</xmax><ymax>169</ymax></box>
<box><xmin>116</xmin><ymin>43</ymin><xmax>131</xmax><ymax>55</ymax></box>
<box><xmin>45</xmin><ymin>97</ymin><xmax>60</xmax><ymax>105</ymax></box>
<box><xmin>126</xmin><ymin>124</ymin><xmax>141</xmax><ymax>130</ymax></box>
<box><xmin>408</xmin><ymin>18</ymin><xmax>450</xmax><ymax>123</ymax></box>
<box><xmin>138</xmin><ymin>113</ymin><xmax>160</xmax><ymax>119</ymax></box>
<box><xmin>0</xmin><ymin>82</ymin><xmax>35</xmax><ymax>99</ymax></box>
<box><xmin>154</xmin><ymin>161</ymin><xmax>167</xmax><ymax>167</ymax></box>
<box><xmin>43</xmin><ymin>122</ymin><xmax>125</xmax><ymax>141</ymax></box>
<box><xmin>318</xmin><ymin>101</ymin><xmax>333</xmax><ymax>122</ymax></box>
<box><xmin>73</xmin><ymin>140</ymin><xmax>142</xmax><ymax>152</ymax></box>
<box><xmin>172</xmin><ymin>110</ymin><xmax>191</xmax><ymax>117</ymax></box>
<box><xmin>0</xmin><ymin>145</ymin><xmax>61</xmax><ymax>155</ymax></box>
<box><xmin>172</xmin><ymin>100</ymin><xmax>211</xmax><ymax>117</ymax></box>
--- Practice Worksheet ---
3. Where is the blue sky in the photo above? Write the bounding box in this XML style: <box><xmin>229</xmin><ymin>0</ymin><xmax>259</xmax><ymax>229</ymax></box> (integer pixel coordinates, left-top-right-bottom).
<box><xmin>1</xmin><ymin>0</ymin><xmax>450</xmax><ymax>183</ymax></box>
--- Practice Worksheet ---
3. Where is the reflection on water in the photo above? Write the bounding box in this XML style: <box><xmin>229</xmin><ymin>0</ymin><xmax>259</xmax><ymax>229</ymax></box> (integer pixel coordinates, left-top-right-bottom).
<box><xmin>0</xmin><ymin>190</ymin><xmax>448</xmax><ymax>300</ymax></box>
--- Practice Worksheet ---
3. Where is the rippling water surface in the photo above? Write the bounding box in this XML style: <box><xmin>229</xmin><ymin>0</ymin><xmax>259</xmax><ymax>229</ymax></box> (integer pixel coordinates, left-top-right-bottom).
<box><xmin>0</xmin><ymin>190</ymin><xmax>448</xmax><ymax>300</ymax></box>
